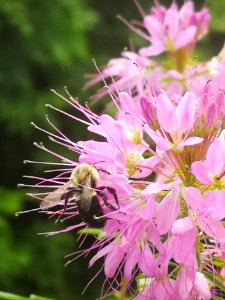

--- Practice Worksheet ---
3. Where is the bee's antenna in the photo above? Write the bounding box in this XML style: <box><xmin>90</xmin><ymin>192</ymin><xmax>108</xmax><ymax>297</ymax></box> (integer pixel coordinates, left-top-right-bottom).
<box><xmin>91</xmin><ymin>161</ymin><xmax>112</xmax><ymax>175</ymax></box>
<box><xmin>15</xmin><ymin>207</ymin><xmax>42</xmax><ymax>216</ymax></box>
<box><xmin>92</xmin><ymin>161</ymin><xmax>106</xmax><ymax>166</ymax></box>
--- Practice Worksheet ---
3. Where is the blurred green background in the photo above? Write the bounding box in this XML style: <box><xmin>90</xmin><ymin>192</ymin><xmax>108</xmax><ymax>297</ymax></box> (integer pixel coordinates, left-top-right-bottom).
<box><xmin>0</xmin><ymin>1</ymin><xmax>224</xmax><ymax>299</ymax></box>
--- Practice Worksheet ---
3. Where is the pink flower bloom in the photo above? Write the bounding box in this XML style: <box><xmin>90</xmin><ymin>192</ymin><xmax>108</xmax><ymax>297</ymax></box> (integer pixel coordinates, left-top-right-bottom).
<box><xmin>21</xmin><ymin>1</ymin><xmax>225</xmax><ymax>298</ymax></box>
<box><xmin>181</xmin><ymin>187</ymin><xmax>225</xmax><ymax>244</ymax></box>
<box><xmin>139</xmin><ymin>1</ymin><xmax>210</xmax><ymax>57</ymax></box>
<box><xmin>145</xmin><ymin>92</ymin><xmax>203</xmax><ymax>152</ymax></box>
<box><xmin>85</xmin><ymin>51</ymin><xmax>153</xmax><ymax>101</ymax></box>
<box><xmin>85</xmin><ymin>2</ymin><xmax>211</xmax><ymax>103</ymax></box>
<box><xmin>191</xmin><ymin>138</ymin><xmax>225</xmax><ymax>184</ymax></box>
<box><xmin>86</xmin><ymin>107</ymin><xmax>159</xmax><ymax>178</ymax></box>
<box><xmin>193</xmin><ymin>272</ymin><xmax>211</xmax><ymax>300</ymax></box>
<box><xmin>206</xmin><ymin>44</ymin><xmax>225</xmax><ymax>92</ymax></box>
<box><xmin>137</xmin><ymin>280</ymin><xmax>178</xmax><ymax>300</ymax></box>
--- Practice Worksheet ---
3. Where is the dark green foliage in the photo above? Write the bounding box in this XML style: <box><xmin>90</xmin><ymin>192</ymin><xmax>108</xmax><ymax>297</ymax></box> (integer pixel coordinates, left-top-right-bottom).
<box><xmin>1</xmin><ymin>0</ymin><xmax>225</xmax><ymax>299</ymax></box>
<box><xmin>0</xmin><ymin>0</ymin><xmax>126</xmax><ymax>299</ymax></box>
<box><xmin>0</xmin><ymin>0</ymin><xmax>97</xmax><ymax>133</ymax></box>
<box><xmin>0</xmin><ymin>291</ymin><xmax>54</xmax><ymax>300</ymax></box>
<box><xmin>208</xmin><ymin>1</ymin><xmax>225</xmax><ymax>33</ymax></box>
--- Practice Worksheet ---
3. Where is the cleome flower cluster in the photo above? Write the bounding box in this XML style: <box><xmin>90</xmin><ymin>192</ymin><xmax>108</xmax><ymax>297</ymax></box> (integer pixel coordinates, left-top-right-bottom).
<box><xmin>23</xmin><ymin>1</ymin><xmax>225</xmax><ymax>299</ymax></box>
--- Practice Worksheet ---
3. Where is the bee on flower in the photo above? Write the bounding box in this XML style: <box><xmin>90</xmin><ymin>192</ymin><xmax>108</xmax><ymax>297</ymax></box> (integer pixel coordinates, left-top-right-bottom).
<box><xmin>20</xmin><ymin>1</ymin><xmax>225</xmax><ymax>299</ymax></box>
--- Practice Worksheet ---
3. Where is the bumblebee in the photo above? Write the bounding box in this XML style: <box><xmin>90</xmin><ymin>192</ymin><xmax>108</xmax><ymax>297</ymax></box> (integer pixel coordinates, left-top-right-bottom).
<box><xmin>41</xmin><ymin>163</ymin><xmax>119</xmax><ymax>228</ymax></box>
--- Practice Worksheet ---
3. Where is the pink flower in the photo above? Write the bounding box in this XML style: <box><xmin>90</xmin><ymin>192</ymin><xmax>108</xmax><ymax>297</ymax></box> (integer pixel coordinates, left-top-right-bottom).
<box><xmin>181</xmin><ymin>187</ymin><xmax>225</xmax><ymax>244</ymax></box>
<box><xmin>86</xmin><ymin>107</ymin><xmax>159</xmax><ymax>178</ymax></box>
<box><xmin>140</xmin><ymin>1</ymin><xmax>210</xmax><ymax>57</ymax></box>
<box><xmin>21</xmin><ymin>1</ymin><xmax>225</xmax><ymax>298</ymax></box>
<box><xmin>191</xmin><ymin>138</ymin><xmax>225</xmax><ymax>185</ymax></box>
<box><xmin>193</xmin><ymin>272</ymin><xmax>211</xmax><ymax>300</ymax></box>
<box><xmin>85</xmin><ymin>51</ymin><xmax>152</xmax><ymax>101</ymax></box>
<box><xmin>145</xmin><ymin>92</ymin><xmax>203</xmax><ymax>152</ymax></box>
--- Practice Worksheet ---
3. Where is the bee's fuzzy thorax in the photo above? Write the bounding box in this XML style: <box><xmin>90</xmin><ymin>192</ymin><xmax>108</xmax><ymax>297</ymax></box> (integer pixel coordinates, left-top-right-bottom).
<box><xmin>70</xmin><ymin>163</ymin><xmax>100</xmax><ymax>188</ymax></box>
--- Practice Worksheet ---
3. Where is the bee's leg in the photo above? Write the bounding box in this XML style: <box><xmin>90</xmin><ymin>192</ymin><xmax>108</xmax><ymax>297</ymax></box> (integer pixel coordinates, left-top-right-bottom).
<box><xmin>56</xmin><ymin>188</ymin><xmax>77</xmax><ymax>223</ymax></box>
<box><xmin>105</xmin><ymin>187</ymin><xmax>120</xmax><ymax>209</ymax></box>
<box><xmin>97</xmin><ymin>186</ymin><xmax>119</xmax><ymax>210</ymax></box>
<box><xmin>98</xmin><ymin>168</ymin><xmax>111</xmax><ymax>175</ymax></box>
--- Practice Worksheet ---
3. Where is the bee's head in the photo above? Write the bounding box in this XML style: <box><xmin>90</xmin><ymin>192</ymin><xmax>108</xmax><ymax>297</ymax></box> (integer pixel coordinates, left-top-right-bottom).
<box><xmin>70</xmin><ymin>163</ymin><xmax>100</xmax><ymax>188</ymax></box>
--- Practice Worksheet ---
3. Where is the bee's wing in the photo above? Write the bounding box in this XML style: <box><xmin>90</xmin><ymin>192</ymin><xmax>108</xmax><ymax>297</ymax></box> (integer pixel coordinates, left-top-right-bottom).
<box><xmin>40</xmin><ymin>181</ymin><xmax>71</xmax><ymax>209</ymax></box>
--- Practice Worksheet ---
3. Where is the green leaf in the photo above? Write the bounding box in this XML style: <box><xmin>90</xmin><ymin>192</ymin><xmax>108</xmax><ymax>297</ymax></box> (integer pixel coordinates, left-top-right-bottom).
<box><xmin>0</xmin><ymin>292</ymin><xmax>55</xmax><ymax>300</ymax></box>
<box><xmin>0</xmin><ymin>187</ymin><xmax>25</xmax><ymax>214</ymax></box>
<box><xmin>209</xmin><ymin>2</ymin><xmax>225</xmax><ymax>33</ymax></box>
<box><xmin>214</xmin><ymin>297</ymin><xmax>225</xmax><ymax>300</ymax></box>
<box><xmin>204</xmin><ymin>257</ymin><xmax>225</xmax><ymax>268</ymax></box>
<box><xmin>203</xmin><ymin>271</ymin><xmax>225</xmax><ymax>293</ymax></box>
<box><xmin>30</xmin><ymin>295</ymin><xmax>55</xmax><ymax>300</ymax></box>
<box><xmin>0</xmin><ymin>291</ymin><xmax>28</xmax><ymax>300</ymax></box>
<box><xmin>77</xmin><ymin>228</ymin><xmax>106</xmax><ymax>239</ymax></box>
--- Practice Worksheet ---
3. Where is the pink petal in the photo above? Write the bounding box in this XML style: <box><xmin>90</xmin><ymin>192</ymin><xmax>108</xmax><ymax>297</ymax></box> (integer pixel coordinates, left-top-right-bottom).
<box><xmin>175</xmin><ymin>92</ymin><xmax>196</xmax><ymax>135</ymax></box>
<box><xmin>194</xmin><ymin>272</ymin><xmax>211</xmax><ymax>300</ymax></box>
<box><xmin>215</xmin><ymin>91</ymin><xmax>225</xmax><ymax>118</ymax></box>
<box><xmin>126</xmin><ymin>219</ymin><xmax>144</xmax><ymax>244</ymax></box>
<box><xmin>144</xmin><ymin>16</ymin><xmax>164</xmax><ymax>41</ymax></box>
<box><xmin>140</xmin><ymin>95</ymin><xmax>156</xmax><ymax>126</ymax></box>
<box><xmin>89</xmin><ymin>242</ymin><xmax>116</xmax><ymax>267</ymax></box>
<box><xmin>138</xmin><ymin>244</ymin><xmax>155</xmax><ymax>277</ymax></box>
<box><xmin>78</xmin><ymin>140</ymin><xmax>116</xmax><ymax>164</ymax></box>
<box><xmin>134</xmin><ymin>156</ymin><xmax>160</xmax><ymax>179</ymax></box>
<box><xmin>144</xmin><ymin>126</ymin><xmax>171</xmax><ymax>152</ymax></box>
<box><xmin>176</xmin><ymin>267</ymin><xmax>195</xmax><ymax>298</ymax></box>
<box><xmin>124</xmin><ymin>247</ymin><xmax>139</xmax><ymax>283</ymax></box>
<box><xmin>191</xmin><ymin>162</ymin><xmax>212</xmax><ymax>184</ymax></box>
<box><xmin>139</xmin><ymin>45</ymin><xmax>165</xmax><ymax>57</ymax></box>
<box><xmin>143</xmin><ymin>279</ymin><xmax>177</xmax><ymax>300</ymax></box>
<box><xmin>179</xmin><ymin>2</ymin><xmax>194</xmax><ymax>20</ymax></box>
<box><xmin>206</xmin><ymin>138</ymin><xmax>225</xmax><ymax>175</ymax></box>
<box><xmin>204</xmin><ymin>190</ymin><xmax>225</xmax><ymax>220</ymax></box>
<box><xmin>205</xmin><ymin>103</ymin><xmax>216</xmax><ymax>127</ymax></box>
<box><xmin>172</xmin><ymin>228</ymin><xmax>196</xmax><ymax>265</ymax></box>
<box><xmin>156</xmin><ymin>94</ymin><xmax>176</xmax><ymax>133</ymax></box>
<box><xmin>141</xmin><ymin>182</ymin><xmax>171</xmax><ymax>197</ymax></box>
<box><xmin>140</xmin><ymin>196</ymin><xmax>156</xmax><ymax>220</ymax></box>
<box><xmin>182</xmin><ymin>187</ymin><xmax>202</xmax><ymax>211</ymax></box>
<box><xmin>172</xmin><ymin>216</ymin><xmax>194</xmax><ymax>235</ymax></box>
<box><xmin>200</xmin><ymin>217</ymin><xmax>225</xmax><ymax>243</ymax></box>
<box><xmin>165</xmin><ymin>6</ymin><xmax>179</xmax><ymax>41</ymax></box>
<box><xmin>104</xmin><ymin>247</ymin><xmax>124</xmax><ymax>278</ymax></box>
<box><xmin>175</xmin><ymin>26</ymin><xmax>196</xmax><ymax>49</ymax></box>
<box><xmin>119</xmin><ymin>92</ymin><xmax>136</xmax><ymax>115</ymax></box>
<box><xmin>156</xmin><ymin>186</ymin><xmax>180</xmax><ymax>234</ymax></box>
<box><xmin>88</xmin><ymin>123</ymin><xmax>106</xmax><ymax>137</ymax></box>
<box><xmin>177</xmin><ymin>137</ymin><xmax>203</xmax><ymax>150</ymax></box>
<box><xmin>147</xmin><ymin>222</ymin><xmax>163</xmax><ymax>252</ymax></box>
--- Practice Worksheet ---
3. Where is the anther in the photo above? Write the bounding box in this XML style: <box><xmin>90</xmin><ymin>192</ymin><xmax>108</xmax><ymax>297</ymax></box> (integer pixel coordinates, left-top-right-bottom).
<box><xmin>45</xmin><ymin>104</ymin><xmax>52</xmax><ymax>108</ymax></box>
<box><xmin>65</xmin><ymin>260</ymin><xmax>72</xmax><ymax>267</ymax></box>
<box><xmin>30</xmin><ymin>122</ymin><xmax>38</xmax><ymax>129</ymax></box>
<box><xmin>17</xmin><ymin>184</ymin><xmax>24</xmax><ymax>188</ymax></box>
<box><xmin>15</xmin><ymin>207</ymin><xmax>41</xmax><ymax>216</ymax></box>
